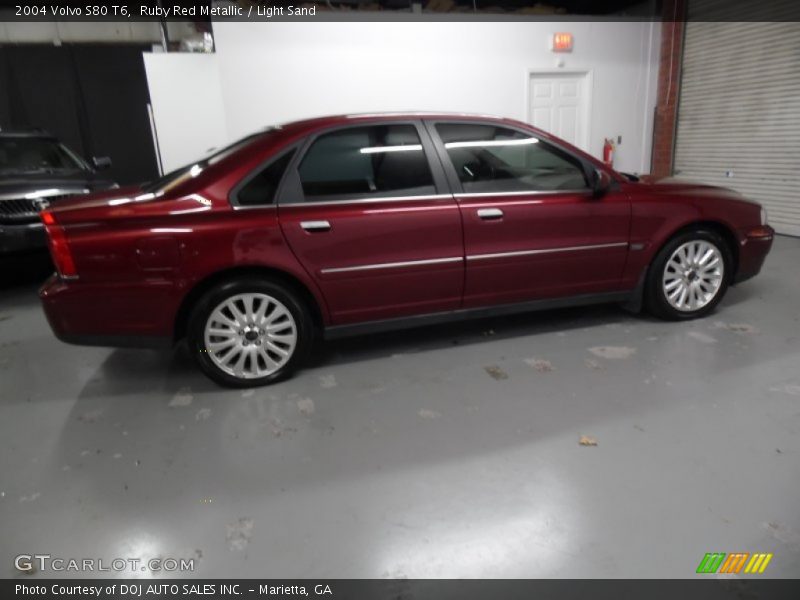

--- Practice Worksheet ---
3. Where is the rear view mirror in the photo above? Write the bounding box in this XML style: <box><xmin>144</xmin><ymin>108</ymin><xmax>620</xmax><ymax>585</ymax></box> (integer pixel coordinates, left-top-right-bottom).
<box><xmin>592</xmin><ymin>169</ymin><xmax>612</xmax><ymax>197</ymax></box>
<box><xmin>93</xmin><ymin>156</ymin><xmax>112</xmax><ymax>170</ymax></box>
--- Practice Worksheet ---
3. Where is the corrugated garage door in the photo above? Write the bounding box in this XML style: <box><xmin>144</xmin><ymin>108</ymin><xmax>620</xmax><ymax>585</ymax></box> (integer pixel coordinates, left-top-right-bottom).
<box><xmin>674</xmin><ymin>14</ymin><xmax>800</xmax><ymax>236</ymax></box>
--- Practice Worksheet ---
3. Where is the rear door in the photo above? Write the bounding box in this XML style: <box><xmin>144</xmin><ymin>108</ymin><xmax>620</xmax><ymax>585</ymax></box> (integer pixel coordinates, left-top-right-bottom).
<box><xmin>427</xmin><ymin>120</ymin><xmax>630</xmax><ymax>308</ymax></box>
<box><xmin>277</xmin><ymin>120</ymin><xmax>464</xmax><ymax>325</ymax></box>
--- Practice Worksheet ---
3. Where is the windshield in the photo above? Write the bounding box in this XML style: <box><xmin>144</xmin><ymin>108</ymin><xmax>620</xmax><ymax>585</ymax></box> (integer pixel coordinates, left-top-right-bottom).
<box><xmin>0</xmin><ymin>137</ymin><xmax>89</xmax><ymax>175</ymax></box>
<box><xmin>142</xmin><ymin>130</ymin><xmax>272</xmax><ymax>194</ymax></box>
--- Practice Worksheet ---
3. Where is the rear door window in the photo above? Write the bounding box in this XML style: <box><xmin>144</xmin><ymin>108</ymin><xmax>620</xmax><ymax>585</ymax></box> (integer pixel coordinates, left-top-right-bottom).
<box><xmin>298</xmin><ymin>124</ymin><xmax>436</xmax><ymax>201</ymax></box>
<box><xmin>434</xmin><ymin>123</ymin><xmax>589</xmax><ymax>193</ymax></box>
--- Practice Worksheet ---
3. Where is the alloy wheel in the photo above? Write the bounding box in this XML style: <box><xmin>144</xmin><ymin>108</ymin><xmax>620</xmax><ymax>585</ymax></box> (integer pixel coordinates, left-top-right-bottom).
<box><xmin>661</xmin><ymin>240</ymin><xmax>724</xmax><ymax>312</ymax></box>
<box><xmin>203</xmin><ymin>293</ymin><xmax>298</xmax><ymax>379</ymax></box>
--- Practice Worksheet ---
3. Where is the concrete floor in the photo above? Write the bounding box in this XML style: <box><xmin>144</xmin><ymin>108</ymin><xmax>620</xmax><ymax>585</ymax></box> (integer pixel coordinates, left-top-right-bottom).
<box><xmin>1</xmin><ymin>237</ymin><xmax>799</xmax><ymax>580</ymax></box>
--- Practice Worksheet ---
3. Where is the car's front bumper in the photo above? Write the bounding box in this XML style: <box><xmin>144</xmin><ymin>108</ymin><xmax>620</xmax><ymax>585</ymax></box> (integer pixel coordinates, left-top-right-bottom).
<box><xmin>734</xmin><ymin>224</ymin><xmax>775</xmax><ymax>283</ymax></box>
<box><xmin>0</xmin><ymin>221</ymin><xmax>46</xmax><ymax>254</ymax></box>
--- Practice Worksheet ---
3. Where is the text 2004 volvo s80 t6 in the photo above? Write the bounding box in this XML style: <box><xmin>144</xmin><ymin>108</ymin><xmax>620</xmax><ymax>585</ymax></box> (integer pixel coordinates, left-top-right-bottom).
<box><xmin>39</xmin><ymin>113</ymin><xmax>774</xmax><ymax>387</ymax></box>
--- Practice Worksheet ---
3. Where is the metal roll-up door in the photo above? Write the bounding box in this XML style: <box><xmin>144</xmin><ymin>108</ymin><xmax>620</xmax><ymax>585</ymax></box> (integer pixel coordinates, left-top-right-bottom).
<box><xmin>674</xmin><ymin>13</ymin><xmax>800</xmax><ymax>236</ymax></box>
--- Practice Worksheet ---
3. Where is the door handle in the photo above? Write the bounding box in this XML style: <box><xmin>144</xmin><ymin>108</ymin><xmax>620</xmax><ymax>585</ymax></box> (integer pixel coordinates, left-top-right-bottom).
<box><xmin>477</xmin><ymin>208</ymin><xmax>504</xmax><ymax>220</ymax></box>
<box><xmin>300</xmin><ymin>220</ymin><xmax>331</xmax><ymax>232</ymax></box>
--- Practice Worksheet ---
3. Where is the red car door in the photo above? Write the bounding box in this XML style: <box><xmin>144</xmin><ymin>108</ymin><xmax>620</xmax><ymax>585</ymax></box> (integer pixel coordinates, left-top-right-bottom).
<box><xmin>427</xmin><ymin>121</ymin><xmax>630</xmax><ymax>308</ymax></box>
<box><xmin>278</xmin><ymin>121</ymin><xmax>464</xmax><ymax>325</ymax></box>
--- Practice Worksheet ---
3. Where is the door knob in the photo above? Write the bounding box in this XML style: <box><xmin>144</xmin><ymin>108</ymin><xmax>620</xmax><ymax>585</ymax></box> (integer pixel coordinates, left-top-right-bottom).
<box><xmin>477</xmin><ymin>208</ymin><xmax>504</xmax><ymax>220</ymax></box>
<box><xmin>300</xmin><ymin>220</ymin><xmax>331</xmax><ymax>232</ymax></box>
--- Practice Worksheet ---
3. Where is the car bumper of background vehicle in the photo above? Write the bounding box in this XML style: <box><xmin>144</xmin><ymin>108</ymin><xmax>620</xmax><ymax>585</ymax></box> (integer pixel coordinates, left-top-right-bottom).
<box><xmin>0</xmin><ymin>222</ymin><xmax>47</xmax><ymax>254</ymax></box>
<box><xmin>734</xmin><ymin>225</ymin><xmax>775</xmax><ymax>284</ymax></box>
<box><xmin>39</xmin><ymin>274</ymin><xmax>172</xmax><ymax>348</ymax></box>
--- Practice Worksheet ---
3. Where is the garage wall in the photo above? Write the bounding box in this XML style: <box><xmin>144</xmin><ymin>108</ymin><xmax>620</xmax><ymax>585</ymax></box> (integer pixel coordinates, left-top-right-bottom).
<box><xmin>146</xmin><ymin>21</ymin><xmax>660</xmax><ymax>174</ymax></box>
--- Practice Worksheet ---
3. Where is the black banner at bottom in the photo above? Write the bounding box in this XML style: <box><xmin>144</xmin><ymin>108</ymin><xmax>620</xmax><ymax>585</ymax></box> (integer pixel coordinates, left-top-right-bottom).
<box><xmin>5</xmin><ymin>579</ymin><xmax>800</xmax><ymax>600</ymax></box>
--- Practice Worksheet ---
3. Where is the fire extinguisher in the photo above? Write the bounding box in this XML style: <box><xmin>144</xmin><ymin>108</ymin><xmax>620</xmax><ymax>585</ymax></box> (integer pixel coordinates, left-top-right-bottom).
<box><xmin>603</xmin><ymin>138</ymin><xmax>615</xmax><ymax>167</ymax></box>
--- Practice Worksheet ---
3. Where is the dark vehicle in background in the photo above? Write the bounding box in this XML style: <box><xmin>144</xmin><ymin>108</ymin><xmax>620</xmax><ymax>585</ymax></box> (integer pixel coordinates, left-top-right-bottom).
<box><xmin>0</xmin><ymin>130</ymin><xmax>116</xmax><ymax>254</ymax></box>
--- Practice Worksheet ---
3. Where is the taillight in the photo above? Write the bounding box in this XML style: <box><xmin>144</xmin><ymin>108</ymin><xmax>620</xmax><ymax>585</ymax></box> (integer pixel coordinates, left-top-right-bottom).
<box><xmin>41</xmin><ymin>210</ymin><xmax>78</xmax><ymax>279</ymax></box>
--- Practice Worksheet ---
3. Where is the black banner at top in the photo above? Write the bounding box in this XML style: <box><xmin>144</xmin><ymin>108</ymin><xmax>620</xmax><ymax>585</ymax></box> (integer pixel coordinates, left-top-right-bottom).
<box><xmin>1</xmin><ymin>0</ymin><xmax>800</xmax><ymax>22</ymax></box>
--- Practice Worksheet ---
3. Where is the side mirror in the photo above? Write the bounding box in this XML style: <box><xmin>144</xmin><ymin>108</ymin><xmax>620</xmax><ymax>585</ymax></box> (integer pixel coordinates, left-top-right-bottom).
<box><xmin>592</xmin><ymin>168</ymin><xmax>612</xmax><ymax>198</ymax></box>
<box><xmin>92</xmin><ymin>156</ymin><xmax>112</xmax><ymax>171</ymax></box>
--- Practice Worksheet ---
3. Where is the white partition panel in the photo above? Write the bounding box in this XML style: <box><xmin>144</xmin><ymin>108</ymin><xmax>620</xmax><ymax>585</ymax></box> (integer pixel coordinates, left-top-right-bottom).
<box><xmin>143</xmin><ymin>52</ymin><xmax>229</xmax><ymax>173</ymax></box>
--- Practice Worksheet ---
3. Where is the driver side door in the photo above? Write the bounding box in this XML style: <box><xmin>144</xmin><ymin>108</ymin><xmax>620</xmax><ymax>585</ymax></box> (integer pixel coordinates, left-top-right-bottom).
<box><xmin>426</xmin><ymin>120</ymin><xmax>631</xmax><ymax>308</ymax></box>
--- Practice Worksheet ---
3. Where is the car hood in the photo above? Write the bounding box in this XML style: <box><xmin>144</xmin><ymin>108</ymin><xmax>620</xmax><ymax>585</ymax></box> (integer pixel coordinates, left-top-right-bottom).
<box><xmin>637</xmin><ymin>174</ymin><xmax>744</xmax><ymax>199</ymax></box>
<box><xmin>0</xmin><ymin>171</ymin><xmax>116</xmax><ymax>198</ymax></box>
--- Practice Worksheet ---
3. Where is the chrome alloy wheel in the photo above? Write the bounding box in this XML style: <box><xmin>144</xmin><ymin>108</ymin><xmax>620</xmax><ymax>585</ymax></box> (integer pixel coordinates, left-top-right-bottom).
<box><xmin>203</xmin><ymin>293</ymin><xmax>298</xmax><ymax>379</ymax></box>
<box><xmin>662</xmin><ymin>240</ymin><xmax>724</xmax><ymax>312</ymax></box>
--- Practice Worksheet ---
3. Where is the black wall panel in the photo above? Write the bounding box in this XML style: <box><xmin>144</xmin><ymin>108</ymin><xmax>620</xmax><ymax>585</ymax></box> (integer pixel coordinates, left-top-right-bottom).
<box><xmin>0</xmin><ymin>44</ymin><xmax>159</xmax><ymax>185</ymax></box>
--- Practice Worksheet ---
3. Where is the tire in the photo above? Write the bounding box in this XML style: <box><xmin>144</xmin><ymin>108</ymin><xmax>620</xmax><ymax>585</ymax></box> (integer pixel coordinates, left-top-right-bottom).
<box><xmin>187</xmin><ymin>278</ymin><xmax>314</xmax><ymax>387</ymax></box>
<box><xmin>645</xmin><ymin>229</ymin><xmax>732</xmax><ymax>321</ymax></box>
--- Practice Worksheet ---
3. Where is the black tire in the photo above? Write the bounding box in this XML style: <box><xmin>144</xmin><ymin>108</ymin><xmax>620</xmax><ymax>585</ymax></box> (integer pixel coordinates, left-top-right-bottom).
<box><xmin>645</xmin><ymin>228</ymin><xmax>732</xmax><ymax>321</ymax></box>
<box><xmin>187</xmin><ymin>278</ymin><xmax>314</xmax><ymax>388</ymax></box>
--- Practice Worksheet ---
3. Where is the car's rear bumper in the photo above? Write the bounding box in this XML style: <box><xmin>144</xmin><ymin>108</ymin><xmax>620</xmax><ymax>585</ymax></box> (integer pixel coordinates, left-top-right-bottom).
<box><xmin>0</xmin><ymin>221</ymin><xmax>46</xmax><ymax>254</ymax></box>
<box><xmin>734</xmin><ymin>225</ymin><xmax>774</xmax><ymax>284</ymax></box>
<box><xmin>39</xmin><ymin>274</ymin><xmax>174</xmax><ymax>348</ymax></box>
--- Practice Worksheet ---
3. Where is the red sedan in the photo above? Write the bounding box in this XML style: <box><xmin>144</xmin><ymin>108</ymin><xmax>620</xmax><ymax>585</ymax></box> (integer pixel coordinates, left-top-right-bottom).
<box><xmin>38</xmin><ymin>113</ymin><xmax>774</xmax><ymax>387</ymax></box>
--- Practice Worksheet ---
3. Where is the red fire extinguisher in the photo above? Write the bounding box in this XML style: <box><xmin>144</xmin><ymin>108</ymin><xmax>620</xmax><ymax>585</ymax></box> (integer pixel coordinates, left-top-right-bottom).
<box><xmin>603</xmin><ymin>138</ymin><xmax>615</xmax><ymax>167</ymax></box>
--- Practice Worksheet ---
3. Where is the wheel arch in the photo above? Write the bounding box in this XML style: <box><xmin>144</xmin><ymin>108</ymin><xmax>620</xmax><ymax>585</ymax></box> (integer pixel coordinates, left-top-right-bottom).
<box><xmin>625</xmin><ymin>218</ymin><xmax>740</xmax><ymax>314</ymax></box>
<box><xmin>173</xmin><ymin>265</ymin><xmax>326</xmax><ymax>342</ymax></box>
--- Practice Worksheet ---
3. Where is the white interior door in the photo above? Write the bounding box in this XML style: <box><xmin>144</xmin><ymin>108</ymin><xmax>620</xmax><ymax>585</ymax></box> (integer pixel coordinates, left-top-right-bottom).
<box><xmin>529</xmin><ymin>72</ymin><xmax>589</xmax><ymax>151</ymax></box>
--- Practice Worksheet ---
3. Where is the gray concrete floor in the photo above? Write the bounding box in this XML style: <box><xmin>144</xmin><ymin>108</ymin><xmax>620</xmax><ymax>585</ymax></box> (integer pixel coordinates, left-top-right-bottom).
<box><xmin>1</xmin><ymin>237</ymin><xmax>799</xmax><ymax>580</ymax></box>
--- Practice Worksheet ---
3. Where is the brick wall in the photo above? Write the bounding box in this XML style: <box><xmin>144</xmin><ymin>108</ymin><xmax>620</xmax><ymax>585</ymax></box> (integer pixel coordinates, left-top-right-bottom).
<box><xmin>651</xmin><ymin>0</ymin><xmax>687</xmax><ymax>177</ymax></box>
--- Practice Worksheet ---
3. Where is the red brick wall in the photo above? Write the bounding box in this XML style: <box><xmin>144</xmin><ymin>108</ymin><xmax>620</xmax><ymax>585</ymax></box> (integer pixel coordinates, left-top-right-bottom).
<box><xmin>651</xmin><ymin>0</ymin><xmax>687</xmax><ymax>177</ymax></box>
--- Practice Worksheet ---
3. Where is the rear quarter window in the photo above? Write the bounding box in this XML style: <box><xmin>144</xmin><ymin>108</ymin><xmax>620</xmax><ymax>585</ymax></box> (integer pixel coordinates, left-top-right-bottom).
<box><xmin>234</xmin><ymin>149</ymin><xmax>296</xmax><ymax>206</ymax></box>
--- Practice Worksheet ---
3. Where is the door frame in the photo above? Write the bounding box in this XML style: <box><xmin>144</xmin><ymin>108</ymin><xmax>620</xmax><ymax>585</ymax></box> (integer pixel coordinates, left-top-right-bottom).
<box><xmin>422</xmin><ymin>117</ymin><xmax>600</xmax><ymax>194</ymax></box>
<box><xmin>273</xmin><ymin>118</ymin><xmax>466</xmax><ymax>324</ymax></box>
<box><xmin>525</xmin><ymin>68</ymin><xmax>593</xmax><ymax>153</ymax></box>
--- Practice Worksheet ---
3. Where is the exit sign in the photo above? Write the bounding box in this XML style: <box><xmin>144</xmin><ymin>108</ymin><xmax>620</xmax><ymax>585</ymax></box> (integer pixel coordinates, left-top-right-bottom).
<box><xmin>552</xmin><ymin>33</ymin><xmax>573</xmax><ymax>52</ymax></box>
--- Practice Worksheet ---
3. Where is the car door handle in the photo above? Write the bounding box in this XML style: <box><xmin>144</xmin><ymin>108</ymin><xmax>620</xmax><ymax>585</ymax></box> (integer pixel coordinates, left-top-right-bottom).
<box><xmin>300</xmin><ymin>220</ymin><xmax>331</xmax><ymax>232</ymax></box>
<box><xmin>477</xmin><ymin>208</ymin><xmax>504</xmax><ymax>220</ymax></box>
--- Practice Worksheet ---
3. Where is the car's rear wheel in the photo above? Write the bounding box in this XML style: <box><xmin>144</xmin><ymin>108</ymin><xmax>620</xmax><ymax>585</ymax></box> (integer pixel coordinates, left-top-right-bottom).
<box><xmin>187</xmin><ymin>278</ymin><xmax>313</xmax><ymax>387</ymax></box>
<box><xmin>645</xmin><ymin>229</ymin><xmax>732</xmax><ymax>320</ymax></box>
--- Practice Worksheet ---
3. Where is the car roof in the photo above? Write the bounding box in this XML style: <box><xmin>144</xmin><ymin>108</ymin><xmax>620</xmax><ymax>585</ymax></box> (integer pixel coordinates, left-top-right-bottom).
<box><xmin>258</xmin><ymin>111</ymin><xmax>608</xmax><ymax>182</ymax></box>
<box><xmin>343</xmin><ymin>111</ymin><xmax>508</xmax><ymax>120</ymax></box>
<box><xmin>231</xmin><ymin>110</ymin><xmax>598</xmax><ymax>176</ymax></box>
<box><xmin>224</xmin><ymin>112</ymin><xmax>537</xmax><ymax>170</ymax></box>
<box><xmin>266</xmin><ymin>112</ymin><xmax>534</xmax><ymax>143</ymax></box>
<box><xmin>278</xmin><ymin>111</ymin><xmax>525</xmax><ymax>130</ymax></box>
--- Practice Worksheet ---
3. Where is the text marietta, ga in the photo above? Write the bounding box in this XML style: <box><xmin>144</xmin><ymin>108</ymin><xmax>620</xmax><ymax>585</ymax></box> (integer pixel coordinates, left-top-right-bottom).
<box><xmin>141</xmin><ymin>5</ymin><xmax>317</xmax><ymax>18</ymax></box>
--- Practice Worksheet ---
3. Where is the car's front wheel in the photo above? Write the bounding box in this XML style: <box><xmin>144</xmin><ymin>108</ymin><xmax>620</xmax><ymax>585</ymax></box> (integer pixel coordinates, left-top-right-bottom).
<box><xmin>645</xmin><ymin>229</ymin><xmax>732</xmax><ymax>320</ymax></box>
<box><xmin>187</xmin><ymin>278</ymin><xmax>313</xmax><ymax>387</ymax></box>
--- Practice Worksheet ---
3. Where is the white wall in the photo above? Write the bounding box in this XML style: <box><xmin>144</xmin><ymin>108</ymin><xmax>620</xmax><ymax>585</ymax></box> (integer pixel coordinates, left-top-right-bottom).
<box><xmin>143</xmin><ymin>53</ymin><xmax>229</xmax><ymax>172</ymax></box>
<box><xmin>147</xmin><ymin>20</ymin><xmax>660</xmax><ymax>174</ymax></box>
